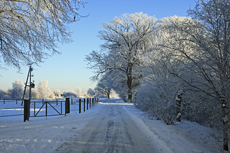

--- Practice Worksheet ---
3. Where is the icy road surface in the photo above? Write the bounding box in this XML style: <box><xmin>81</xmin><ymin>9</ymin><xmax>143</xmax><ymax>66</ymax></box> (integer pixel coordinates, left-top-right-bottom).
<box><xmin>54</xmin><ymin>101</ymin><xmax>172</xmax><ymax>153</ymax></box>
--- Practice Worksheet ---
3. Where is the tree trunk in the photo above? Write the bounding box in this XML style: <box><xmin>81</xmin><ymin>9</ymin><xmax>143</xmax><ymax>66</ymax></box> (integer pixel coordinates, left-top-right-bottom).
<box><xmin>107</xmin><ymin>88</ymin><xmax>111</xmax><ymax>99</ymax></box>
<box><xmin>176</xmin><ymin>91</ymin><xmax>182</xmax><ymax>122</ymax></box>
<box><xmin>127</xmin><ymin>76</ymin><xmax>132</xmax><ymax>102</ymax></box>
<box><xmin>127</xmin><ymin>65</ymin><xmax>133</xmax><ymax>102</ymax></box>
<box><xmin>221</xmin><ymin>96</ymin><xmax>228</xmax><ymax>151</ymax></box>
<box><xmin>128</xmin><ymin>91</ymin><xmax>132</xmax><ymax>102</ymax></box>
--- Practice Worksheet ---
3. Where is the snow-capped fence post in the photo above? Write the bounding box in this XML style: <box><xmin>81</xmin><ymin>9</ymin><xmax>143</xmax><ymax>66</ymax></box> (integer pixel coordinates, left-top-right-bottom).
<box><xmin>79</xmin><ymin>99</ymin><xmax>81</xmax><ymax>114</ymax></box>
<box><xmin>221</xmin><ymin>96</ymin><xmax>229</xmax><ymax>151</ymax></box>
<box><xmin>176</xmin><ymin>91</ymin><xmax>182</xmax><ymax>122</ymax></box>
<box><xmin>84</xmin><ymin>98</ymin><xmax>85</xmax><ymax>112</ymax></box>
<box><xmin>90</xmin><ymin>98</ymin><xmax>91</xmax><ymax>108</ymax></box>
<box><xmin>24</xmin><ymin>99</ymin><xmax>30</xmax><ymax>122</ymax></box>
<box><xmin>87</xmin><ymin>98</ymin><xmax>89</xmax><ymax>110</ymax></box>
<box><xmin>65</xmin><ymin>98</ymin><xmax>70</xmax><ymax>114</ymax></box>
<box><xmin>56</xmin><ymin>99</ymin><xmax>58</xmax><ymax>105</ymax></box>
<box><xmin>92</xmin><ymin>98</ymin><xmax>94</xmax><ymax>106</ymax></box>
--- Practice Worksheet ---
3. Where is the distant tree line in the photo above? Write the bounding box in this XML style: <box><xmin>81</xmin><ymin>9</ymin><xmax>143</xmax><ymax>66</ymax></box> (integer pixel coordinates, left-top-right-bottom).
<box><xmin>0</xmin><ymin>79</ymin><xmax>117</xmax><ymax>100</ymax></box>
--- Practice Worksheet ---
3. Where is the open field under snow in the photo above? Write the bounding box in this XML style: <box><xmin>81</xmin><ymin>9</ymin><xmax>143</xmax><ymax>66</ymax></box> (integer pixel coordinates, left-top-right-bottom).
<box><xmin>0</xmin><ymin>99</ymin><xmax>226</xmax><ymax>153</ymax></box>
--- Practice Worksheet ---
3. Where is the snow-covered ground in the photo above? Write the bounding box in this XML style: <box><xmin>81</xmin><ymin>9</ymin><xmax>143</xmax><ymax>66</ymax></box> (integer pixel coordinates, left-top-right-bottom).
<box><xmin>0</xmin><ymin>99</ymin><xmax>225</xmax><ymax>153</ymax></box>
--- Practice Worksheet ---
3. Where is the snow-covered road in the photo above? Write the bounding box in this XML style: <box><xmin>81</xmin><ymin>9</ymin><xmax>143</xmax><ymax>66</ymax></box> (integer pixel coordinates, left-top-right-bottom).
<box><xmin>0</xmin><ymin>100</ymin><xmax>220</xmax><ymax>153</ymax></box>
<box><xmin>54</xmin><ymin>102</ymin><xmax>172</xmax><ymax>153</ymax></box>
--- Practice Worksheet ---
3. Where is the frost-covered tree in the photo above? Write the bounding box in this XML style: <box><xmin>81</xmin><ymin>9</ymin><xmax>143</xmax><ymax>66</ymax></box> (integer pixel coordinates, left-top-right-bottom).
<box><xmin>86</xmin><ymin>12</ymin><xmax>157</xmax><ymax>102</ymax></box>
<box><xmin>134</xmin><ymin>46</ymin><xmax>183</xmax><ymax>124</ymax></box>
<box><xmin>154</xmin><ymin>0</ymin><xmax>230</xmax><ymax>150</ymax></box>
<box><xmin>48</xmin><ymin>92</ymin><xmax>55</xmax><ymax>99</ymax></box>
<box><xmin>0</xmin><ymin>89</ymin><xmax>6</xmax><ymax>99</ymax></box>
<box><xmin>31</xmin><ymin>88</ymin><xmax>39</xmax><ymax>99</ymax></box>
<box><xmin>87</xmin><ymin>88</ymin><xmax>95</xmax><ymax>97</ymax></box>
<box><xmin>0</xmin><ymin>0</ymin><xmax>86</xmax><ymax>69</ymax></box>
<box><xmin>37</xmin><ymin>80</ymin><xmax>52</xmax><ymax>99</ymax></box>
<box><xmin>63</xmin><ymin>90</ymin><xmax>77</xmax><ymax>98</ymax></box>
<box><xmin>10</xmin><ymin>79</ymin><xmax>23</xmax><ymax>99</ymax></box>
<box><xmin>54</xmin><ymin>89</ymin><xmax>62</xmax><ymax>99</ymax></box>
<box><xmin>76</xmin><ymin>88</ymin><xmax>82</xmax><ymax>97</ymax></box>
<box><xmin>94</xmin><ymin>74</ymin><xmax>114</xmax><ymax>99</ymax></box>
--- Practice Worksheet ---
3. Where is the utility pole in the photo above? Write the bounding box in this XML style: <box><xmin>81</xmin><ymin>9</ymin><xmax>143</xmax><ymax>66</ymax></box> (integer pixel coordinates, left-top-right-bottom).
<box><xmin>21</xmin><ymin>65</ymin><xmax>35</xmax><ymax>106</ymax></box>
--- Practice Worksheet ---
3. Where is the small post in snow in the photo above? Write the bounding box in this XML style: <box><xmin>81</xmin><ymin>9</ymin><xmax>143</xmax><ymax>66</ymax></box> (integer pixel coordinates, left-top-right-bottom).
<box><xmin>79</xmin><ymin>99</ymin><xmax>81</xmax><ymax>114</ymax></box>
<box><xmin>24</xmin><ymin>99</ymin><xmax>30</xmax><ymax>122</ymax></box>
<box><xmin>65</xmin><ymin>98</ymin><xmax>70</xmax><ymax>114</ymax></box>
<box><xmin>87</xmin><ymin>98</ymin><xmax>89</xmax><ymax>110</ymax></box>
<box><xmin>84</xmin><ymin>98</ymin><xmax>85</xmax><ymax>112</ymax></box>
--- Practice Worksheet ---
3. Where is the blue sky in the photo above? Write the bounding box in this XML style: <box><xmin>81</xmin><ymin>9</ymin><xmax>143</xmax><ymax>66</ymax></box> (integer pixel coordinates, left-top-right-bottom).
<box><xmin>0</xmin><ymin>0</ymin><xmax>196</xmax><ymax>92</ymax></box>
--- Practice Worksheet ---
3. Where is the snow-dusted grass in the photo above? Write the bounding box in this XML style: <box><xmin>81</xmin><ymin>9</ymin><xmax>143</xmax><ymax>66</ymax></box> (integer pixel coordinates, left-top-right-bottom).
<box><xmin>0</xmin><ymin>99</ymin><xmax>225</xmax><ymax>153</ymax></box>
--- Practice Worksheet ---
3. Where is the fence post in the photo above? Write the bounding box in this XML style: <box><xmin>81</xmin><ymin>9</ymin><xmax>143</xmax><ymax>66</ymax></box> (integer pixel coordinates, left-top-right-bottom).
<box><xmin>24</xmin><ymin>99</ymin><xmax>30</xmax><ymax>122</ymax></box>
<box><xmin>97</xmin><ymin>97</ymin><xmax>99</xmax><ymax>103</ymax></box>
<box><xmin>46</xmin><ymin>102</ymin><xmax>48</xmax><ymax>116</ymax></box>
<box><xmin>56</xmin><ymin>99</ymin><xmax>58</xmax><ymax>105</ymax></box>
<box><xmin>90</xmin><ymin>98</ymin><xmax>91</xmax><ymax>108</ymax></box>
<box><xmin>61</xmin><ymin>101</ymin><xmax>63</xmax><ymax>114</ymax></box>
<box><xmin>79</xmin><ymin>99</ymin><xmax>81</xmax><ymax>114</ymax></box>
<box><xmin>34</xmin><ymin>102</ymin><xmax>36</xmax><ymax>117</ymax></box>
<box><xmin>65</xmin><ymin>98</ymin><xmax>70</xmax><ymax>114</ymax></box>
<box><xmin>84</xmin><ymin>98</ymin><xmax>85</xmax><ymax>112</ymax></box>
<box><xmin>87</xmin><ymin>98</ymin><xmax>89</xmax><ymax>110</ymax></box>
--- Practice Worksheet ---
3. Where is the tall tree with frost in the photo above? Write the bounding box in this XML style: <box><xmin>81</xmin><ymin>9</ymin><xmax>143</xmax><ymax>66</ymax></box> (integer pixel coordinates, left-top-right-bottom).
<box><xmin>0</xmin><ymin>0</ymin><xmax>86</xmax><ymax>69</ymax></box>
<box><xmin>76</xmin><ymin>88</ymin><xmax>82</xmax><ymax>97</ymax></box>
<box><xmin>94</xmin><ymin>74</ymin><xmax>114</xmax><ymax>99</ymax></box>
<box><xmin>38</xmin><ymin>80</ymin><xmax>52</xmax><ymax>99</ymax></box>
<box><xmin>54</xmin><ymin>89</ymin><xmax>62</xmax><ymax>98</ymax></box>
<box><xmin>87</xmin><ymin>88</ymin><xmax>95</xmax><ymax>97</ymax></box>
<box><xmin>86</xmin><ymin>12</ymin><xmax>157</xmax><ymax>102</ymax></box>
<box><xmin>10</xmin><ymin>79</ymin><xmax>23</xmax><ymax>98</ymax></box>
<box><xmin>156</xmin><ymin>0</ymin><xmax>230</xmax><ymax>151</ymax></box>
<box><xmin>188</xmin><ymin>0</ymin><xmax>230</xmax><ymax>150</ymax></box>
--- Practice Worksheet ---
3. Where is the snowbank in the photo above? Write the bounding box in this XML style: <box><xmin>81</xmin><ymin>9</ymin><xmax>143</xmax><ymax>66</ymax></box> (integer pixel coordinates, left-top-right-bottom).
<box><xmin>124</xmin><ymin>105</ymin><xmax>222</xmax><ymax>153</ymax></box>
